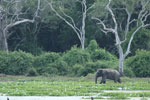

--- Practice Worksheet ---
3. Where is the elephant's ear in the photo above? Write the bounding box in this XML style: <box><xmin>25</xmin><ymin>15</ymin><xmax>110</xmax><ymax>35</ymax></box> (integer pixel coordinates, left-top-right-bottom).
<box><xmin>97</xmin><ymin>69</ymin><xmax>103</xmax><ymax>76</ymax></box>
<box><xmin>99</xmin><ymin>69</ymin><xmax>103</xmax><ymax>73</ymax></box>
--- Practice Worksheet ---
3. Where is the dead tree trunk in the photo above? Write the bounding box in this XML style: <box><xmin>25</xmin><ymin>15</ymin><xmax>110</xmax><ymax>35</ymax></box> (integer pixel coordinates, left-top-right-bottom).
<box><xmin>92</xmin><ymin>0</ymin><xmax>150</xmax><ymax>75</ymax></box>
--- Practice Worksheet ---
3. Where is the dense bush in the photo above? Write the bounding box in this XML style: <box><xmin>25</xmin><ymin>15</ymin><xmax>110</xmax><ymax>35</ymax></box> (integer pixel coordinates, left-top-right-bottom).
<box><xmin>78</xmin><ymin>62</ymin><xmax>98</xmax><ymax>76</ymax></box>
<box><xmin>125</xmin><ymin>50</ymin><xmax>150</xmax><ymax>77</ymax></box>
<box><xmin>123</xmin><ymin>66</ymin><xmax>135</xmax><ymax>77</ymax></box>
<box><xmin>33</xmin><ymin>52</ymin><xmax>61</xmax><ymax>75</ymax></box>
<box><xmin>0</xmin><ymin>51</ymin><xmax>33</xmax><ymax>75</ymax></box>
<box><xmin>3</xmin><ymin>40</ymin><xmax>143</xmax><ymax>77</ymax></box>
<box><xmin>27</xmin><ymin>67</ymin><xmax>38</xmax><ymax>76</ymax></box>
<box><xmin>62</xmin><ymin>46</ymin><xmax>91</xmax><ymax>67</ymax></box>
<box><xmin>0</xmin><ymin>40</ymin><xmax>120</xmax><ymax>76</ymax></box>
<box><xmin>55</xmin><ymin>59</ymin><xmax>69</xmax><ymax>75</ymax></box>
<box><xmin>87</xmin><ymin>40</ymin><xmax>117</xmax><ymax>62</ymax></box>
<box><xmin>72</xmin><ymin>64</ymin><xmax>84</xmax><ymax>76</ymax></box>
<box><xmin>72</xmin><ymin>60</ymin><xmax>118</xmax><ymax>76</ymax></box>
<box><xmin>91</xmin><ymin>49</ymin><xmax>117</xmax><ymax>62</ymax></box>
<box><xmin>86</xmin><ymin>40</ymin><xmax>99</xmax><ymax>53</ymax></box>
<box><xmin>0</xmin><ymin>51</ymin><xmax>9</xmax><ymax>74</ymax></box>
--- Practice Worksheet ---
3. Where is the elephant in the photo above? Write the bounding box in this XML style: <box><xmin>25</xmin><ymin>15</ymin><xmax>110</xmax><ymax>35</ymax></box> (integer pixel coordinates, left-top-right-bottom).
<box><xmin>95</xmin><ymin>68</ymin><xmax>121</xmax><ymax>84</ymax></box>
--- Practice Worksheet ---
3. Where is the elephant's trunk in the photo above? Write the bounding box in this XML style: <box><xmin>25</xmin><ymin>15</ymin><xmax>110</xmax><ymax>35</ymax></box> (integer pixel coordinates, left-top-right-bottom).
<box><xmin>95</xmin><ymin>75</ymin><xmax>98</xmax><ymax>84</ymax></box>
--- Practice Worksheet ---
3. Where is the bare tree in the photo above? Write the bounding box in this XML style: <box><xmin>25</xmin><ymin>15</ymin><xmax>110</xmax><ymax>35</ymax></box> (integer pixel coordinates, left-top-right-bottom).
<box><xmin>92</xmin><ymin>0</ymin><xmax>150</xmax><ymax>75</ymax></box>
<box><xmin>0</xmin><ymin>0</ymin><xmax>41</xmax><ymax>52</ymax></box>
<box><xmin>46</xmin><ymin>0</ymin><xmax>87</xmax><ymax>50</ymax></box>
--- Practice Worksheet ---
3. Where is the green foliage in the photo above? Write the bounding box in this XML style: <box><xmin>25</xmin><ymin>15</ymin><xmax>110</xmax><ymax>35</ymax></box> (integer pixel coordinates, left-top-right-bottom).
<box><xmin>123</xmin><ymin>66</ymin><xmax>135</xmax><ymax>77</ymax></box>
<box><xmin>33</xmin><ymin>52</ymin><xmax>61</xmax><ymax>75</ymax></box>
<box><xmin>87</xmin><ymin>40</ymin><xmax>99</xmax><ymax>52</ymax></box>
<box><xmin>62</xmin><ymin>46</ymin><xmax>91</xmax><ymax>67</ymax></box>
<box><xmin>87</xmin><ymin>40</ymin><xmax>117</xmax><ymax>62</ymax></box>
<box><xmin>72</xmin><ymin>64</ymin><xmax>84</xmax><ymax>76</ymax></box>
<box><xmin>73</xmin><ymin>60</ymin><xmax>118</xmax><ymax>76</ymax></box>
<box><xmin>89</xmin><ymin>0</ymin><xmax>108</xmax><ymax>18</ymax></box>
<box><xmin>55</xmin><ymin>59</ymin><xmax>69</xmax><ymax>75</ymax></box>
<box><xmin>91</xmin><ymin>49</ymin><xmax>117</xmax><ymax>62</ymax></box>
<box><xmin>0</xmin><ymin>76</ymin><xmax>150</xmax><ymax>97</ymax></box>
<box><xmin>0</xmin><ymin>51</ymin><xmax>33</xmax><ymax>75</ymax></box>
<box><xmin>123</xmin><ymin>28</ymin><xmax>150</xmax><ymax>55</ymax></box>
<box><xmin>27</xmin><ymin>67</ymin><xmax>38</xmax><ymax>76</ymax></box>
<box><xmin>77</xmin><ymin>62</ymin><xmax>98</xmax><ymax>76</ymax></box>
<box><xmin>125</xmin><ymin>50</ymin><xmax>150</xmax><ymax>77</ymax></box>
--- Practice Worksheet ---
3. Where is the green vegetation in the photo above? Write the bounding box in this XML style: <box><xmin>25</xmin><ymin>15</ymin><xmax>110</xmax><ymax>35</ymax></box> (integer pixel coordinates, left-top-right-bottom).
<box><xmin>0</xmin><ymin>42</ymin><xmax>150</xmax><ymax>77</ymax></box>
<box><xmin>0</xmin><ymin>75</ymin><xmax>150</xmax><ymax>99</ymax></box>
<box><xmin>99</xmin><ymin>92</ymin><xmax>150</xmax><ymax>99</ymax></box>
<box><xmin>0</xmin><ymin>0</ymin><xmax>150</xmax><ymax>99</ymax></box>
<box><xmin>0</xmin><ymin>40</ymin><xmax>120</xmax><ymax>77</ymax></box>
<box><xmin>125</xmin><ymin>50</ymin><xmax>150</xmax><ymax>77</ymax></box>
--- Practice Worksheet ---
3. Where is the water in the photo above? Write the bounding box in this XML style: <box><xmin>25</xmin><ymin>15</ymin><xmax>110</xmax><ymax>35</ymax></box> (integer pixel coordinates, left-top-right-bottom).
<box><xmin>0</xmin><ymin>96</ymin><xmax>84</xmax><ymax>100</ymax></box>
<box><xmin>0</xmin><ymin>96</ymin><xmax>150</xmax><ymax>100</ymax></box>
<box><xmin>1</xmin><ymin>90</ymin><xmax>150</xmax><ymax>100</ymax></box>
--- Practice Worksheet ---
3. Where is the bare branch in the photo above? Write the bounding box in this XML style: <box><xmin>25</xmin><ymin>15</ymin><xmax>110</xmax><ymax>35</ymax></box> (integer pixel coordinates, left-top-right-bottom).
<box><xmin>124</xmin><ymin>26</ymin><xmax>143</xmax><ymax>58</ymax></box>
<box><xmin>47</xmin><ymin>0</ymin><xmax>88</xmax><ymax>49</ymax></box>
<box><xmin>138</xmin><ymin>0</ymin><xmax>149</xmax><ymax>19</ymax></box>
<box><xmin>34</xmin><ymin>0</ymin><xmax>41</xmax><ymax>20</ymax></box>
<box><xmin>106</xmin><ymin>0</ymin><xmax>118</xmax><ymax>31</ymax></box>
<box><xmin>92</xmin><ymin>17</ymin><xmax>114</xmax><ymax>33</ymax></box>
<box><xmin>129</xmin><ymin>19</ymin><xmax>136</xmax><ymax>24</ymax></box>
<box><xmin>59</xmin><ymin>7</ymin><xmax>81</xmax><ymax>34</ymax></box>
<box><xmin>47</xmin><ymin>0</ymin><xmax>82</xmax><ymax>41</ymax></box>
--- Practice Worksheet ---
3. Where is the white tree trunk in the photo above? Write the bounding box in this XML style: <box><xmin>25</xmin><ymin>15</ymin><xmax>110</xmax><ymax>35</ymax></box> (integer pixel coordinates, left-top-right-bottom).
<box><xmin>0</xmin><ymin>31</ymin><xmax>8</xmax><ymax>51</ymax></box>
<box><xmin>0</xmin><ymin>0</ymin><xmax>41</xmax><ymax>51</ymax></box>
<box><xmin>92</xmin><ymin>0</ymin><xmax>150</xmax><ymax>75</ymax></box>
<box><xmin>47</xmin><ymin>0</ymin><xmax>87</xmax><ymax>50</ymax></box>
<box><xmin>118</xmin><ymin>45</ymin><xmax>124</xmax><ymax>76</ymax></box>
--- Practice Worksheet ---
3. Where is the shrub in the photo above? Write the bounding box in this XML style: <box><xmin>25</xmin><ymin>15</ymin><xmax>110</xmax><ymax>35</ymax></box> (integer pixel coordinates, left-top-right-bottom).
<box><xmin>78</xmin><ymin>62</ymin><xmax>97</xmax><ymax>76</ymax></box>
<box><xmin>77</xmin><ymin>60</ymin><xmax>118</xmax><ymax>76</ymax></box>
<box><xmin>55</xmin><ymin>59</ymin><xmax>69</xmax><ymax>75</ymax></box>
<box><xmin>33</xmin><ymin>52</ymin><xmax>61</xmax><ymax>75</ymax></box>
<box><xmin>72</xmin><ymin>64</ymin><xmax>84</xmax><ymax>76</ymax></box>
<box><xmin>27</xmin><ymin>67</ymin><xmax>38</xmax><ymax>76</ymax></box>
<box><xmin>123</xmin><ymin>67</ymin><xmax>135</xmax><ymax>77</ymax></box>
<box><xmin>95</xmin><ymin>60</ymin><xmax>118</xmax><ymax>69</ymax></box>
<box><xmin>87</xmin><ymin>40</ymin><xmax>99</xmax><ymax>52</ymax></box>
<box><xmin>91</xmin><ymin>49</ymin><xmax>117</xmax><ymax>62</ymax></box>
<box><xmin>0</xmin><ymin>51</ymin><xmax>34</xmax><ymax>75</ymax></box>
<box><xmin>0</xmin><ymin>51</ymin><xmax>9</xmax><ymax>74</ymax></box>
<box><xmin>62</xmin><ymin>46</ymin><xmax>91</xmax><ymax>67</ymax></box>
<box><xmin>125</xmin><ymin>50</ymin><xmax>150</xmax><ymax>77</ymax></box>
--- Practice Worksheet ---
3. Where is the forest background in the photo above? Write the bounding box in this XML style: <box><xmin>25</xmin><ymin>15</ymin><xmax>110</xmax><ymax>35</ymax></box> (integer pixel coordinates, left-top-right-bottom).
<box><xmin>0</xmin><ymin>0</ymin><xmax>150</xmax><ymax>78</ymax></box>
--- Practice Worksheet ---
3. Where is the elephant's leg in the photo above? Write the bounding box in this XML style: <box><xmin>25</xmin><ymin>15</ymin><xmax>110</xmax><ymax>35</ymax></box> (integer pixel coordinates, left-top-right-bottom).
<box><xmin>118</xmin><ymin>78</ymin><xmax>121</xmax><ymax>83</ymax></box>
<box><xmin>114</xmin><ymin>79</ymin><xmax>117</xmax><ymax>83</ymax></box>
<box><xmin>114</xmin><ymin>77</ymin><xmax>118</xmax><ymax>83</ymax></box>
<box><xmin>100</xmin><ymin>76</ymin><xmax>106</xmax><ymax>84</ymax></box>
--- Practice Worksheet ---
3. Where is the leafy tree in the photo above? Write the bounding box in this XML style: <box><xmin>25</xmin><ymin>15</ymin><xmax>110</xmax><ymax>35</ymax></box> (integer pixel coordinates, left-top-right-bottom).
<box><xmin>92</xmin><ymin>0</ymin><xmax>150</xmax><ymax>75</ymax></box>
<box><xmin>47</xmin><ymin>0</ymin><xmax>88</xmax><ymax>50</ymax></box>
<box><xmin>0</xmin><ymin>0</ymin><xmax>41</xmax><ymax>51</ymax></box>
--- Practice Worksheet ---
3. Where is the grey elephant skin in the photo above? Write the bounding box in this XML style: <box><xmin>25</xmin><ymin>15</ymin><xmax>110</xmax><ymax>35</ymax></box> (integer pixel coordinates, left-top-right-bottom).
<box><xmin>95</xmin><ymin>69</ymin><xmax>121</xmax><ymax>84</ymax></box>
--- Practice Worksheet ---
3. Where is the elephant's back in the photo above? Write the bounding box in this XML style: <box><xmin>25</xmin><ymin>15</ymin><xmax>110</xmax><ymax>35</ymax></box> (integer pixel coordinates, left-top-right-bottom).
<box><xmin>105</xmin><ymin>69</ymin><xmax>120</xmax><ymax>80</ymax></box>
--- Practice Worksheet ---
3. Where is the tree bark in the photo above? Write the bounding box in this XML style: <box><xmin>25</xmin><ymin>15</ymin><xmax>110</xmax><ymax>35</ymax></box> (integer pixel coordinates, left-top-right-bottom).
<box><xmin>0</xmin><ymin>21</ymin><xmax>8</xmax><ymax>51</ymax></box>
<box><xmin>0</xmin><ymin>31</ymin><xmax>8</xmax><ymax>51</ymax></box>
